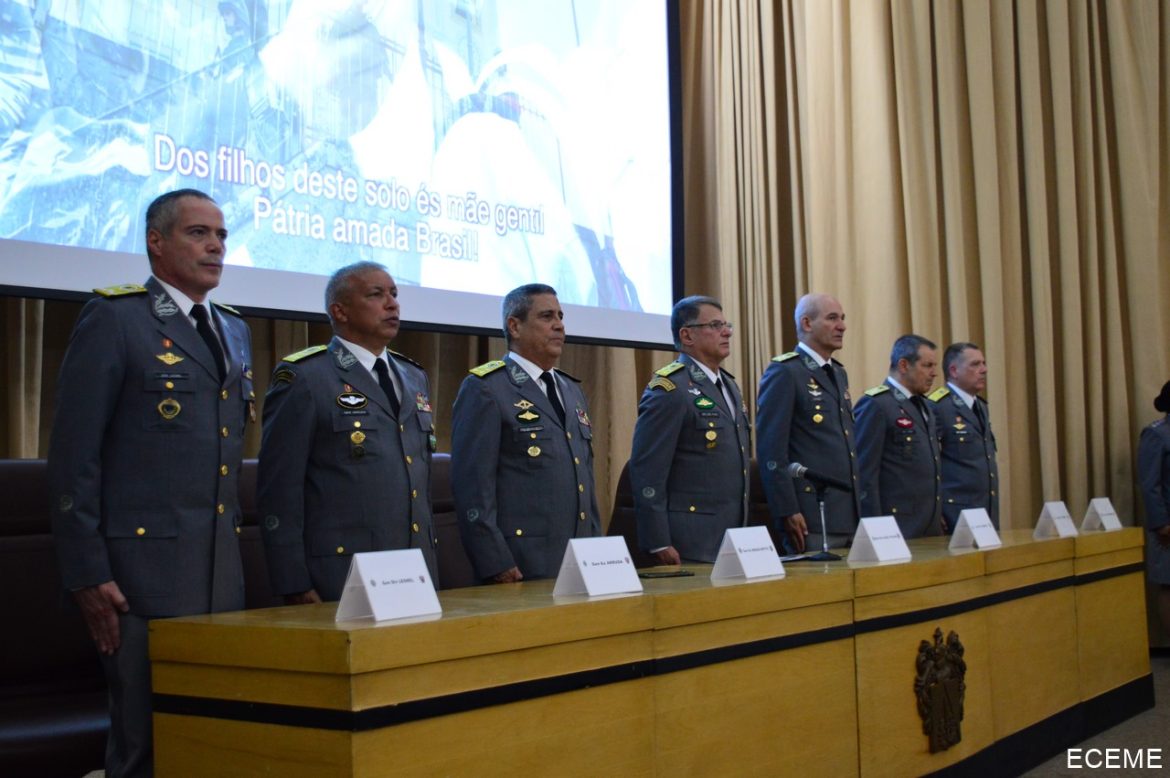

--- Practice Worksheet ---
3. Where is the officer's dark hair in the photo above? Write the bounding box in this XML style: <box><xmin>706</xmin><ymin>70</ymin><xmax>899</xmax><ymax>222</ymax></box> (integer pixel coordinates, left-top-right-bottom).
<box><xmin>325</xmin><ymin>261</ymin><xmax>390</xmax><ymax>314</ymax></box>
<box><xmin>502</xmin><ymin>283</ymin><xmax>558</xmax><ymax>346</ymax></box>
<box><xmin>943</xmin><ymin>342</ymin><xmax>981</xmax><ymax>377</ymax></box>
<box><xmin>671</xmin><ymin>295</ymin><xmax>722</xmax><ymax>350</ymax></box>
<box><xmin>890</xmin><ymin>334</ymin><xmax>937</xmax><ymax>370</ymax></box>
<box><xmin>144</xmin><ymin>189</ymin><xmax>216</xmax><ymax>262</ymax></box>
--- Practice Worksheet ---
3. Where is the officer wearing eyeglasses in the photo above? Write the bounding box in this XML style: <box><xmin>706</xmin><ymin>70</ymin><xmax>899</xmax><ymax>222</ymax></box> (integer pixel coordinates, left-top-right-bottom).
<box><xmin>628</xmin><ymin>296</ymin><xmax>751</xmax><ymax>563</ymax></box>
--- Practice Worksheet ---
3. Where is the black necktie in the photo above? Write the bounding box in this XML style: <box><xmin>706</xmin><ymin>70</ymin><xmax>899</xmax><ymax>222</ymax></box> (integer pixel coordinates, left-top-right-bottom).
<box><xmin>373</xmin><ymin>358</ymin><xmax>401</xmax><ymax>417</ymax></box>
<box><xmin>190</xmin><ymin>304</ymin><xmax>225</xmax><ymax>384</ymax></box>
<box><xmin>822</xmin><ymin>362</ymin><xmax>839</xmax><ymax>391</ymax></box>
<box><xmin>911</xmin><ymin>395</ymin><xmax>931</xmax><ymax>424</ymax></box>
<box><xmin>540</xmin><ymin>371</ymin><xmax>566</xmax><ymax>426</ymax></box>
<box><xmin>973</xmin><ymin>399</ymin><xmax>987</xmax><ymax>432</ymax></box>
<box><xmin>715</xmin><ymin>377</ymin><xmax>733</xmax><ymax>417</ymax></box>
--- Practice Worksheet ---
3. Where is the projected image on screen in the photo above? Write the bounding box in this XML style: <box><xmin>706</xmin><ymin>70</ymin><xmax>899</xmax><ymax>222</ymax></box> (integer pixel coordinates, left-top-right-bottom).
<box><xmin>0</xmin><ymin>0</ymin><xmax>676</xmax><ymax>343</ymax></box>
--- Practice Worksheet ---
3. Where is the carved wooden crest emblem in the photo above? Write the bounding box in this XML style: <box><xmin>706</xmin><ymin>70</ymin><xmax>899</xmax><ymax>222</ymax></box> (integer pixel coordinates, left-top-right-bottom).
<box><xmin>914</xmin><ymin>627</ymin><xmax>966</xmax><ymax>753</ymax></box>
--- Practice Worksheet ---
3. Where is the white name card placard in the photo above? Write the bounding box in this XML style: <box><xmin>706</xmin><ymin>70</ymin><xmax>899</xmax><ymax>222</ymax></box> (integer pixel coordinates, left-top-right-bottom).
<box><xmin>1081</xmin><ymin>497</ymin><xmax>1123</xmax><ymax>532</ymax></box>
<box><xmin>847</xmin><ymin>516</ymin><xmax>912</xmax><ymax>563</ymax></box>
<box><xmin>335</xmin><ymin>549</ymin><xmax>441</xmax><ymax>622</ymax></box>
<box><xmin>948</xmin><ymin>508</ymin><xmax>1002</xmax><ymax>550</ymax></box>
<box><xmin>1033</xmin><ymin>501</ymin><xmax>1079</xmax><ymax>539</ymax></box>
<box><xmin>710</xmin><ymin>526</ymin><xmax>785</xmax><ymax>580</ymax></box>
<box><xmin>552</xmin><ymin>536</ymin><xmax>643</xmax><ymax>597</ymax></box>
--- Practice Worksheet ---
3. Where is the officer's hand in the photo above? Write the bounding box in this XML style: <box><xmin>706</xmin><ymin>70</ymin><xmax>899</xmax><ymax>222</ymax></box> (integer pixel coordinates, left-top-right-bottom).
<box><xmin>653</xmin><ymin>547</ymin><xmax>681</xmax><ymax>566</ymax></box>
<box><xmin>785</xmin><ymin>513</ymin><xmax>809</xmax><ymax>554</ymax></box>
<box><xmin>73</xmin><ymin>581</ymin><xmax>129</xmax><ymax>656</ymax></box>
<box><xmin>493</xmin><ymin>567</ymin><xmax>523</xmax><ymax>583</ymax></box>
<box><xmin>284</xmin><ymin>589</ymin><xmax>322</xmax><ymax>606</ymax></box>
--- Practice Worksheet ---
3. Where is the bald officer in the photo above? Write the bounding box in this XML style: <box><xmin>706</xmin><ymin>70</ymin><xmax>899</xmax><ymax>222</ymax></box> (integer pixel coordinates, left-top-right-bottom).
<box><xmin>49</xmin><ymin>189</ymin><xmax>253</xmax><ymax>777</ymax></box>
<box><xmin>854</xmin><ymin>334</ymin><xmax>943</xmax><ymax>538</ymax></box>
<box><xmin>257</xmin><ymin>261</ymin><xmax>438</xmax><ymax>602</ymax></box>
<box><xmin>629</xmin><ymin>295</ymin><xmax>750</xmax><ymax>563</ymax></box>
<box><xmin>929</xmin><ymin>342</ymin><xmax>999</xmax><ymax>529</ymax></box>
<box><xmin>451</xmin><ymin>283</ymin><xmax>601</xmax><ymax>582</ymax></box>
<box><xmin>756</xmin><ymin>293</ymin><xmax>861</xmax><ymax>552</ymax></box>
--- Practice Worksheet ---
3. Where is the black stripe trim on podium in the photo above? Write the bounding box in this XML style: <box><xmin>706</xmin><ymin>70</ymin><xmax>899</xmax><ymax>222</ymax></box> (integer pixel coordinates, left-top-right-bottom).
<box><xmin>151</xmin><ymin>562</ymin><xmax>1146</xmax><ymax>731</ymax></box>
<box><xmin>924</xmin><ymin>673</ymin><xmax>1155</xmax><ymax>778</ymax></box>
<box><xmin>855</xmin><ymin>561</ymin><xmax>1144</xmax><ymax>635</ymax></box>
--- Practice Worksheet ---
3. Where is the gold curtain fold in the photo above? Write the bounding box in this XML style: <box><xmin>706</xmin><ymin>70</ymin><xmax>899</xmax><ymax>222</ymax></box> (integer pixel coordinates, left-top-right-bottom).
<box><xmin>4</xmin><ymin>0</ymin><xmax>1169</xmax><ymax>542</ymax></box>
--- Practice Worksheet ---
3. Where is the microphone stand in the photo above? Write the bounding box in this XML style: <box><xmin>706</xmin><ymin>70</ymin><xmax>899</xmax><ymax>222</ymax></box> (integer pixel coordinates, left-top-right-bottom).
<box><xmin>806</xmin><ymin>482</ymin><xmax>842</xmax><ymax>561</ymax></box>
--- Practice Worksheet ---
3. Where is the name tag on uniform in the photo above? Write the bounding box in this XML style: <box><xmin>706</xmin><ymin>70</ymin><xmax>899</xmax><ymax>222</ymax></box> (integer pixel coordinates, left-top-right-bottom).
<box><xmin>552</xmin><ymin>537</ymin><xmax>643</xmax><ymax>597</ymax></box>
<box><xmin>1033</xmin><ymin>501</ymin><xmax>1078</xmax><ymax>540</ymax></box>
<box><xmin>711</xmin><ymin>526</ymin><xmax>785</xmax><ymax>580</ymax></box>
<box><xmin>1081</xmin><ymin>497</ymin><xmax>1123</xmax><ymax>532</ymax></box>
<box><xmin>335</xmin><ymin>549</ymin><xmax>441</xmax><ymax>622</ymax></box>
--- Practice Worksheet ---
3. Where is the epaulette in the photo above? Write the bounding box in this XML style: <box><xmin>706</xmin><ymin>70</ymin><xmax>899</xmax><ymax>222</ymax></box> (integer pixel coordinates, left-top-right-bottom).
<box><xmin>283</xmin><ymin>345</ymin><xmax>327</xmax><ymax>363</ymax></box>
<box><xmin>93</xmin><ymin>283</ymin><xmax>147</xmax><ymax>298</ymax></box>
<box><xmin>1153</xmin><ymin>418</ymin><xmax>1166</xmax><ymax>429</ymax></box>
<box><xmin>389</xmin><ymin>349</ymin><xmax>423</xmax><ymax>370</ymax></box>
<box><xmin>555</xmin><ymin>368</ymin><xmax>582</xmax><ymax>383</ymax></box>
<box><xmin>772</xmin><ymin>352</ymin><xmax>798</xmax><ymax>362</ymax></box>
<box><xmin>865</xmin><ymin>384</ymin><xmax>890</xmax><ymax>397</ymax></box>
<box><xmin>655</xmin><ymin>361</ymin><xmax>686</xmax><ymax>377</ymax></box>
<box><xmin>213</xmin><ymin>301</ymin><xmax>243</xmax><ymax>317</ymax></box>
<box><xmin>928</xmin><ymin>386</ymin><xmax>951</xmax><ymax>403</ymax></box>
<box><xmin>469</xmin><ymin>359</ymin><xmax>506</xmax><ymax>377</ymax></box>
<box><xmin>647</xmin><ymin>375</ymin><xmax>676</xmax><ymax>392</ymax></box>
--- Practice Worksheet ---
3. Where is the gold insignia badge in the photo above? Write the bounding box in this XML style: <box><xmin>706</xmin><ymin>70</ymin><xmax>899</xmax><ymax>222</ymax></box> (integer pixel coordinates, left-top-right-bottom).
<box><xmin>156</xmin><ymin>352</ymin><xmax>184</xmax><ymax>366</ymax></box>
<box><xmin>158</xmin><ymin>397</ymin><xmax>181</xmax><ymax>420</ymax></box>
<box><xmin>706</xmin><ymin>442</ymin><xmax>716</xmax><ymax>449</ymax></box>
<box><xmin>813</xmin><ymin>413</ymin><xmax>824</xmax><ymax>423</ymax></box>
<box><xmin>514</xmin><ymin>398</ymin><xmax>535</xmax><ymax>411</ymax></box>
<box><xmin>351</xmin><ymin>431</ymin><xmax>366</xmax><ymax>445</ymax></box>
<box><xmin>705</xmin><ymin>430</ymin><xmax>717</xmax><ymax>441</ymax></box>
<box><xmin>527</xmin><ymin>446</ymin><xmax>541</xmax><ymax>457</ymax></box>
<box><xmin>517</xmin><ymin>410</ymin><xmax>540</xmax><ymax>422</ymax></box>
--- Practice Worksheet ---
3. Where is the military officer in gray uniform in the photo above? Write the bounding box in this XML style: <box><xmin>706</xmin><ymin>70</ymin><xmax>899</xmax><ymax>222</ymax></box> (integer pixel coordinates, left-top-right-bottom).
<box><xmin>257</xmin><ymin>262</ymin><xmax>438</xmax><ymax>602</ymax></box>
<box><xmin>629</xmin><ymin>296</ymin><xmax>750</xmax><ymax>564</ymax></box>
<box><xmin>756</xmin><ymin>293</ymin><xmax>861</xmax><ymax>552</ymax></box>
<box><xmin>48</xmin><ymin>189</ymin><xmax>253</xmax><ymax>778</ymax></box>
<box><xmin>451</xmin><ymin>283</ymin><xmax>601</xmax><ymax>582</ymax></box>
<box><xmin>929</xmin><ymin>342</ymin><xmax>999</xmax><ymax>529</ymax></box>
<box><xmin>1137</xmin><ymin>381</ymin><xmax>1170</xmax><ymax>639</ymax></box>
<box><xmin>854</xmin><ymin>334</ymin><xmax>943</xmax><ymax>538</ymax></box>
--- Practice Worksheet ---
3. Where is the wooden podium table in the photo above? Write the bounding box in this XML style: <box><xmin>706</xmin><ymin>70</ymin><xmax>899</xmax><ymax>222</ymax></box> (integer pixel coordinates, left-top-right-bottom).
<box><xmin>150</xmin><ymin>530</ymin><xmax>1152</xmax><ymax>777</ymax></box>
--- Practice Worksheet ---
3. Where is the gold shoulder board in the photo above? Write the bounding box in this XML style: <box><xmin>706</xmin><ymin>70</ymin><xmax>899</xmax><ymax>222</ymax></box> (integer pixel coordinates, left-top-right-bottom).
<box><xmin>928</xmin><ymin>386</ymin><xmax>951</xmax><ymax>403</ymax></box>
<box><xmin>772</xmin><ymin>352</ymin><xmax>798</xmax><ymax>363</ymax></box>
<box><xmin>865</xmin><ymin>384</ymin><xmax>890</xmax><ymax>396</ymax></box>
<box><xmin>389</xmin><ymin>349</ymin><xmax>424</xmax><ymax>370</ymax></box>
<box><xmin>283</xmin><ymin>345</ymin><xmax>328</xmax><ymax>363</ymax></box>
<box><xmin>469</xmin><ymin>359</ymin><xmax>506</xmax><ymax>377</ymax></box>
<box><xmin>655</xmin><ymin>361</ymin><xmax>686</xmax><ymax>377</ymax></box>
<box><xmin>93</xmin><ymin>283</ymin><xmax>147</xmax><ymax>298</ymax></box>
<box><xmin>213</xmin><ymin>301</ymin><xmax>243</xmax><ymax>317</ymax></box>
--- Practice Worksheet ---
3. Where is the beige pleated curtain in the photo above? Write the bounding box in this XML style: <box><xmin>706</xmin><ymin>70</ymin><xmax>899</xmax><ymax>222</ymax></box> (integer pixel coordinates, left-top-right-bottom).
<box><xmin>3</xmin><ymin>0</ymin><xmax>1168</xmax><ymax>535</ymax></box>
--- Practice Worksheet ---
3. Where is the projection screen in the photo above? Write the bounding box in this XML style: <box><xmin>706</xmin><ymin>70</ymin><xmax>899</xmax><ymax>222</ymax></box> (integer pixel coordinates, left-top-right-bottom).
<box><xmin>0</xmin><ymin>0</ymin><xmax>681</xmax><ymax>347</ymax></box>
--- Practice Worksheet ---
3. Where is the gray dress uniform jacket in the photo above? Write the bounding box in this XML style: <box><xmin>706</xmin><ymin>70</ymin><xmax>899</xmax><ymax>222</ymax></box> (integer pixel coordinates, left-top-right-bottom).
<box><xmin>451</xmin><ymin>356</ymin><xmax>601</xmax><ymax>580</ymax></box>
<box><xmin>1137</xmin><ymin>417</ymin><xmax>1170</xmax><ymax>585</ymax></box>
<box><xmin>629</xmin><ymin>354</ymin><xmax>751</xmax><ymax>562</ymax></box>
<box><xmin>756</xmin><ymin>348</ymin><xmax>861</xmax><ymax>539</ymax></box>
<box><xmin>929</xmin><ymin>386</ymin><xmax>1000</xmax><ymax>529</ymax></box>
<box><xmin>48</xmin><ymin>277</ymin><xmax>253</xmax><ymax>618</ymax></box>
<box><xmin>256</xmin><ymin>337</ymin><xmax>438</xmax><ymax>601</ymax></box>
<box><xmin>853</xmin><ymin>380</ymin><xmax>942</xmax><ymax>538</ymax></box>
